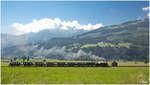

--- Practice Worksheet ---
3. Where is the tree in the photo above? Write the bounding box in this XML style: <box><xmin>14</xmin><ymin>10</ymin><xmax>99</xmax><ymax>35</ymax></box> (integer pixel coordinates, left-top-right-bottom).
<box><xmin>27</xmin><ymin>56</ymin><xmax>30</xmax><ymax>62</ymax></box>
<box><xmin>21</xmin><ymin>56</ymin><xmax>26</xmax><ymax>63</ymax></box>
<box><xmin>14</xmin><ymin>57</ymin><xmax>17</xmax><ymax>61</ymax></box>
<box><xmin>43</xmin><ymin>59</ymin><xmax>46</xmax><ymax>62</ymax></box>
<box><xmin>144</xmin><ymin>60</ymin><xmax>148</xmax><ymax>64</ymax></box>
<box><xmin>42</xmin><ymin>56</ymin><xmax>46</xmax><ymax>63</ymax></box>
<box><xmin>10</xmin><ymin>59</ymin><xmax>13</xmax><ymax>62</ymax></box>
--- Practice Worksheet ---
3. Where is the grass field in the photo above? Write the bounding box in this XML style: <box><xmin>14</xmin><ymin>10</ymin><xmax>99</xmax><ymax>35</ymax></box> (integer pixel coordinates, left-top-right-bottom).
<box><xmin>1</xmin><ymin>67</ymin><xmax>149</xmax><ymax>84</ymax></box>
<box><xmin>1</xmin><ymin>59</ymin><xmax>149</xmax><ymax>84</ymax></box>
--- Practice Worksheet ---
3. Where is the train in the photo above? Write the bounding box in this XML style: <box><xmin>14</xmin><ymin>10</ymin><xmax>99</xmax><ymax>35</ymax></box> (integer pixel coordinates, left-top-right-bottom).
<box><xmin>9</xmin><ymin>61</ymin><xmax>109</xmax><ymax>67</ymax></box>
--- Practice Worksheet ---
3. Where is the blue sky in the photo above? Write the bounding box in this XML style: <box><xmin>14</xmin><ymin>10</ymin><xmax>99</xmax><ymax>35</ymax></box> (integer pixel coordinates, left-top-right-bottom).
<box><xmin>1</xmin><ymin>1</ymin><xmax>149</xmax><ymax>33</ymax></box>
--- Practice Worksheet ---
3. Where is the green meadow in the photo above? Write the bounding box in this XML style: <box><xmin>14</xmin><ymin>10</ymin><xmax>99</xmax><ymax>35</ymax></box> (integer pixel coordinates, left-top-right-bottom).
<box><xmin>1</xmin><ymin>60</ymin><xmax>149</xmax><ymax>84</ymax></box>
<box><xmin>1</xmin><ymin>67</ymin><xmax>149</xmax><ymax>84</ymax></box>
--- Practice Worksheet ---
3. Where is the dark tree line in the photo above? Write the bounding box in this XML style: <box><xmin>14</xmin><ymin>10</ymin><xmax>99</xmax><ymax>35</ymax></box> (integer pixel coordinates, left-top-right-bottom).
<box><xmin>77</xmin><ymin>45</ymin><xmax>149</xmax><ymax>61</ymax></box>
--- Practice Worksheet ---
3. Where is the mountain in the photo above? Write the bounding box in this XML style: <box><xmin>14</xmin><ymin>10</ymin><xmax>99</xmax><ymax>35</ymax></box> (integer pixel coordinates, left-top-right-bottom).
<box><xmin>2</xmin><ymin>18</ymin><xmax>149</xmax><ymax>61</ymax></box>
<box><xmin>76</xmin><ymin>18</ymin><xmax>149</xmax><ymax>45</ymax></box>
<box><xmin>1</xmin><ymin>29</ymin><xmax>85</xmax><ymax>48</ymax></box>
<box><xmin>38</xmin><ymin>18</ymin><xmax>148</xmax><ymax>47</ymax></box>
<box><xmin>1</xmin><ymin>33</ymin><xmax>19</xmax><ymax>49</ymax></box>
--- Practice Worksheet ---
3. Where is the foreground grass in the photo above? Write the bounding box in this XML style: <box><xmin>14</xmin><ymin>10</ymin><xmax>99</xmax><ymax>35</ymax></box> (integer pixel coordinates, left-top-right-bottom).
<box><xmin>1</xmin><ymin>67</ymin><xmax>149</xmax><ymax>84</ymax></box>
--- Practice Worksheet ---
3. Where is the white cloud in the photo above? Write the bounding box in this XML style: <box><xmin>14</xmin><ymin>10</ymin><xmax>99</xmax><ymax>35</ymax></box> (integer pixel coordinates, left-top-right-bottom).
<box><xmin>142</xmin><ymin>7</ymin><xmax>149</xmax><ymax>17</ymax></box>
<box><xmin>9</xmin><ymin>18</ymin><xmax>103</xmax><ymax>35</ymax></box>
<box><xmin>142</xmin><ymin>7</ymin><xmax>149</xmax><ymax>11</ymax></box>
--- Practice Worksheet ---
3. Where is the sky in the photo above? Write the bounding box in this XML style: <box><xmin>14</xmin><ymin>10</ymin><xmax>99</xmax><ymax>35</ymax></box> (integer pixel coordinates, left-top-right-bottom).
<box><xmin>1</xmin><ymin>1</ymin><xmax>149</xmax><ymax>34</ymax></box>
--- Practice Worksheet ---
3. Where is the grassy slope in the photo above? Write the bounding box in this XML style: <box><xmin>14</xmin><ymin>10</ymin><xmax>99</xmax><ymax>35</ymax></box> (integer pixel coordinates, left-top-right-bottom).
<box><xmin>1</xmin><ymin>67</ymin><xmax>149</xmax><ymax>84</ymax></box>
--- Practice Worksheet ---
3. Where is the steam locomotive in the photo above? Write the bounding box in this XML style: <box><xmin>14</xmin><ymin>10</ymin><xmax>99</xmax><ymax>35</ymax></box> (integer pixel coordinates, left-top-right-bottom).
<box><xmin>9</xmin><ymin>61</ymin><xmax>109</xmax><ymax>67</ymax></box>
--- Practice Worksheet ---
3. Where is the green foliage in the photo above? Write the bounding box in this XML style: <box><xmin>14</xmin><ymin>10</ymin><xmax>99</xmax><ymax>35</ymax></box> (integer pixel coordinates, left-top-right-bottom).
<box><xmin>97</xmin><ymin>42</ymin><xmax>115</xmax><ymax>47</ymax></box>
<box><xmin>27</xmin><ymin>56</ymin><xmax>30</xmax><ymax>62</ymax></box>
<box><xmin>80</xmin><ymin>42</ymin><xmax>131</xmax><ymax>48</ymax></box>
<box><xmin>13</xmin><ymin>57</ymin><xmax>17</xmax><ymax>61</ymax></box>
<box><xmin>117</xmin><ymin>43</ymin><xmax>131</xmax><ymax>48</ymax></box>
<box><xmin>81</xmin><ymin>44</ymin><xmax>97</xmax><ymax>48</ymax></box>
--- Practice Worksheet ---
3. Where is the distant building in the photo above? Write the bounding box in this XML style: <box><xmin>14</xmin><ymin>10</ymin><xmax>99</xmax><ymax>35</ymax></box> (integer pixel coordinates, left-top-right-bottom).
<box><xmin>112</xmin><ymin>61</ymin><xmax>118</xmax><ymax>67</ymax></box>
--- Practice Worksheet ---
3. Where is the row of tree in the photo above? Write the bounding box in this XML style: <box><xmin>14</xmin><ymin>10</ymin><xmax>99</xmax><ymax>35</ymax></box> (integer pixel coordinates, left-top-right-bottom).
<box><xmin>10</xmin><ymin>56</ymin><xmax>30</xmax><ymax>62</ymax></box>
<box><xmin>10</xmin><ymin>56</ymin><xmax>47</xmax><ymax>63</ymax></box>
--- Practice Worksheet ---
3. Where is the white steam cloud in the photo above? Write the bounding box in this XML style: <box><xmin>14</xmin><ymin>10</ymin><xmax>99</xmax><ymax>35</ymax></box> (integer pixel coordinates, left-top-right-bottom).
<box><xmin>4</xmin><ymin>34</ymin><xmax>104</xmax><ymax>61</ymax></box>
<box><xmin>22</xmin><ymin>45</ymin><xmax>105</xmax><ymax>61</ymax></box>
<box><xmin>10</xmin><ymin>18</ymin><xmax>103</xmax><ymax>35</ymax></box>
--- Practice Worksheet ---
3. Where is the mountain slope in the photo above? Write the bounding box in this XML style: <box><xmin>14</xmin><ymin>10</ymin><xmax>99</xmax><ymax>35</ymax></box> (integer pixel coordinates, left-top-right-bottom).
<box><xmin>2</xmin><ymin>18</ymin><xmax>149</xmax><ymax>61</ymax></box>
<box><xmin>76</xmin><ymin>18</ymin><xmax>149</xmax><ymax>45</ymax></box>
<box><xmin>36</xmin><ymin>18</ymin><xmax>149</xmax><ymax>61</ymax></box>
